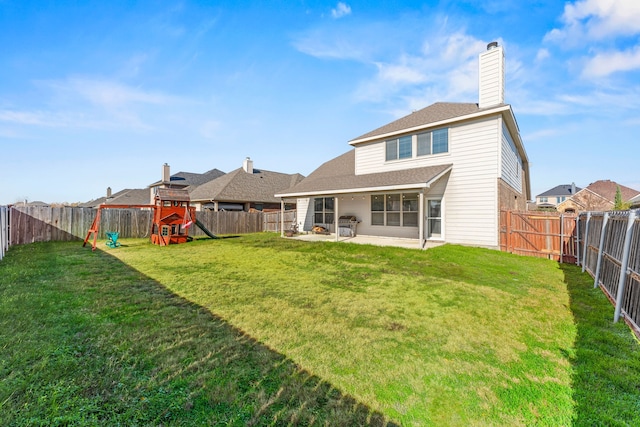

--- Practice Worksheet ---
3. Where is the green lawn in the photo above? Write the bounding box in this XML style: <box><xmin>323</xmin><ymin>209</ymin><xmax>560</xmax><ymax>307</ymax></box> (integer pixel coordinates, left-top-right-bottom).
<box><xmin>0</xmin><ymin>233</ymin><xmax>638</xmax><ymax>426</ymax></box>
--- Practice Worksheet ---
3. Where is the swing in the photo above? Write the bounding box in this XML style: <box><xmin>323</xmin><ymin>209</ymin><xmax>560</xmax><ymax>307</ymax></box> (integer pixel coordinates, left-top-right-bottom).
<box><xmin>183</xmin><ymin>206</ymin><xmax>193</xmax><ymax>229</ymax></box>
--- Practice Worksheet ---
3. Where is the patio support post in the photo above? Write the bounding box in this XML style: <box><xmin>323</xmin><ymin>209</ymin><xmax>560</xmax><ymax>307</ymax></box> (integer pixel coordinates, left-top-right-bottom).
<box><xmin>280</xmin><ymin>199</ymin><xmax>285</xmax><ymax>237</ymax></box>
<box><xmin>335</xmin><ymin>196</ymin><xmax>339</xmax><ymax>242</ymax></box>
<box><xmin>419</xmin><ymin>191</ymin><xmax>425</xmax><ymax>248</ymax></box>
<box><xmin>614</xmin><ymin>210</ymin><xmax>636</xmax><ymax>323</ymax></box>
<box><xmin>593</xmin><ymin>212</ymin><xmax>609</xmax><ymax>288</ymax></box>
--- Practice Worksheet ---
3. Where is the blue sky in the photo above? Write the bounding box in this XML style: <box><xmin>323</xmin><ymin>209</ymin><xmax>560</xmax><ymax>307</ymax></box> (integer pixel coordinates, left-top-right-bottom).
<box><xmin>1</xmin><ymin>0</ymin><xmax>639</xmax><ymax>205</ymax></box>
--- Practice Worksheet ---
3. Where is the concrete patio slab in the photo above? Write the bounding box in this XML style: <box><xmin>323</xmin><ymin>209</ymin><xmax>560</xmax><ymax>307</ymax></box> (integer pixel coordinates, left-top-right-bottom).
<box><xmin>284</xmin><ymin>233</ymin><xmax>444</xmax><ymax>250</ymax></box>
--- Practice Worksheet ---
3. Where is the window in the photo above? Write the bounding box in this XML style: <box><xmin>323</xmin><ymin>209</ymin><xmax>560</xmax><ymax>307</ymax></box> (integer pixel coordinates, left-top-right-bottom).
<box><xmin>417</xmin><ymin>128</ymin><xmax>448</xmax><ymax>157</ymax></box>
<box><xmin>385</xmin><ymin>135</ymin><xmax>412</xmax><ymax>161</ymax></box>
<box><xmin>161</xmin><ymin>225</ymin><xmax>170</xmax><ymax>236</ymax></box>
<box><xmin>314</xmin><ymin>197</ymin><xmax>334</xmax><ymax>224</ymax></box>
<box><xmin>371</xmin><ymin>192</ymin><xmax>419</xmax><ymax>227</ymax></box>
<box><xmin>539</xmin><ymin>197</ymin><xmax>548</xmax><ymax>203</ymax></box>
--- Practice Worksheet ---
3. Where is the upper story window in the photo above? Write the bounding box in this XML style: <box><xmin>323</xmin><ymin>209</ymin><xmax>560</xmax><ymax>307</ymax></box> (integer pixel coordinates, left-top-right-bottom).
<box><xmin>386</xmin><ymin>128</ymin><xmax>448</xmax><ymax>162</ymax></box>
<box><xmin>385</xmin><ymin>135</ymin><xmax>412</xmax><ymax>161</ymax></box>
<box><xmin>418</xmin><ymin>128</ymin><xmax>448</xmax><ymax>156</ymax></box>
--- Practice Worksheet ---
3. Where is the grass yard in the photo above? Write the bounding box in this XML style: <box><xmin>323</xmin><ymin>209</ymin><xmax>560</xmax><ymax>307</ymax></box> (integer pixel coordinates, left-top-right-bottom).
<box><xmin>1</xmin><ymin>233</ymin><xmax>639</xmax><ymax>426</ymax></box>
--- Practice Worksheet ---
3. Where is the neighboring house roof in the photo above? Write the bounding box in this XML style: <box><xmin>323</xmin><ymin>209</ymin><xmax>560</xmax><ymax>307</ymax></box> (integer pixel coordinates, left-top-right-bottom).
<box><xmin>351</xmin><ymin>102</ymin><xmax>493</xmax><ymax>142</ymax></box>
<box><xmin>79</xmin><ymin>188</ymin><xmax>132</xmax><ymax>208</ymax></box>
<box><xmin>106</xmin><ymin>188</ymin><xmax>151</xmax><ymax>205</ymax></box>
<box><xmin>148</xmin><ymin>168</ymin><xmax>226</xmax><ymax>190</ymax></box>
<box><xmin>584</xmin><ymin>180</ymin><xmax>639</xmax><ymax>202</ymax></box>
<box><xmin>190</xmin><ymin>167</ymin><xmax>305</xmax><ymax>203</ymax></box>
<box><xmin>557</xmin><ymin>180</ymin><xmax>640</xmax><ymax>212</ymax></box>
<box><xmin>537</xmin><ymin>184</ymin><xmax>581</xmax><ymax>198</ymax></box>
<box><xmin>276</xmin><ymin>149</ymin><xmax>453</xmax><ymax>198</ymax></box>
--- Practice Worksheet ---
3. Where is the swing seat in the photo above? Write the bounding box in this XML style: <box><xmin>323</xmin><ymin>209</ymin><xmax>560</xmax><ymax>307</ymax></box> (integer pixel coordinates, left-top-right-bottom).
<box><xmin>105</xmin><ymin>231</ymin><xmax>121</xmax><ymax>248</ymax></box>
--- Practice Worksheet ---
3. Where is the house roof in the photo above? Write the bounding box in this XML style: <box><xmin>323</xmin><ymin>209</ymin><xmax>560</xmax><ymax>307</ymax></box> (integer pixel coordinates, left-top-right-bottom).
<box><xmin>79</xmin><ymin>188</ymin><xmax>133</xmax><ymax>208</ymax></box>
<box><xmin>189</xmin><ymin>167</ymin><xmax>305</xmax><ymax>203</ymax></box>
<box><xmin>537</xmin><ymin>184</ymin><xmax>582</xmax><ymax>198</ymax></box>
<box><xmin>350</xmin><ymin>102</ymin><xmax>507</xmax><ymax>143</ymax></box>
<box><xmin>148</xmin><ymin>168</ymin><xmax>226</xmax><ymax>190</ymax></box>
<box><xmin>276</xmin><ymin>149</ymin><xmax>453</xmax><ymax>198</ymax></box>
<box><xmin>106</xmin><ymin>188</ymin><xmax>151</xmax><ymax>205</ymax></box>
<box><xmin>157</xmin><ymin>188</ymin><xmax>191</xmax><ymax>202</ymax></box>
<box><xmin>583</xmin><ymin>180</ymin><xmax>640</xmax><ymax>202</ymax></box>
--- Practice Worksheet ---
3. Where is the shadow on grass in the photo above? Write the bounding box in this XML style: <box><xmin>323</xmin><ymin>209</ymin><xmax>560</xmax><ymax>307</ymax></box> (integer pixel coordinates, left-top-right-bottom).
<box><xmin>0</xmin><ymin>243</ymin><xmax>398</xmax><ymax>426</ymax></box>
<box><xmin>560</xmin><ymin>263</ymin><xmax>640</xmax><ymax>426</ymax></box>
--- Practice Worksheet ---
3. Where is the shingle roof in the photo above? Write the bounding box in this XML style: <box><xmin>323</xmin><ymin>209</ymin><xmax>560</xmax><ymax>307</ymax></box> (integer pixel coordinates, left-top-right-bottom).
<box><xmin>537</xmin><ymin>184</ymin><xmax>582</xmax><ymax>198</ymax></box>
<box><xmin>350</xmin><ymin>102</ymin><xmax>503</xmax><ymax>142</ymax></box>
<box><xmin>276</xmin><ymin>149</ymin><xmax>452</xmax><ymax>197</ymax></box>
<box><xmin>583</xmin><ymin>180</ymin><xmax>640</xmax><ymax>202</ymax></box>
<box><xmin>106</xmin><ymin>188</ymin><xmax>151</xmax><ymax>205</ymax></box>
<box><xmin>189</xmin><ymin>168</ymin><xmax>305</xmax><ymax>203</ymax></box>
<box><xmin>147</xmin><ymin>168</ymin><xmax>226</xmax><ymax>189</ymax></box>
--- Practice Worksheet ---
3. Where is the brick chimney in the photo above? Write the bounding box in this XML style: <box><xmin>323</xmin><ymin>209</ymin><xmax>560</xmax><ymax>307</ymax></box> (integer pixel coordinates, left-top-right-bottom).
<box><xmin>478</xmin><ymin>41</ymin><xmax>505</xmax><ymax>108</ymax></box>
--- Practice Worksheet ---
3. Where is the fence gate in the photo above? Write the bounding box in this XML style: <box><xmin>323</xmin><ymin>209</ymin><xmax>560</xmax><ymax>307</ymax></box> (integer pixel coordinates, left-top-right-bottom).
<box><xmin>500</xmin><ymin>211</ymin><xmax>577</xmax><ymax>263</ymax></box>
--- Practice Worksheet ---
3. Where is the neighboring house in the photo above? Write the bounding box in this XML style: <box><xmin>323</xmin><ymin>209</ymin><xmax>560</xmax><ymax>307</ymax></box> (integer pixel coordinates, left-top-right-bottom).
<box><xmin>277</xmin><ymin>42</ymin><xmax>530</xmax><ymax>249</ymax></box>
<box><xmin>631</xmin><ymin>193</ymin><xmax>640</xmax><ymax>209</ymax></box>
<box><xmin>190</xmin><ymin>158</ymin><xmax>304</xmax><ymax>212</ymax></box>
<box><xmin>557</xmin><ymin>180</ymin><xmax>640</xmax><ymax>213</ymax></box>
<box><xmin>535</xmin><ymin>183</ymin><xmax>581</xmax><ymax>209</ymax></box>
<box><xmin>79</xmin><ymin>187</ymin><xmax>132</xmax><ymax>208</ymax></box>
<box><xmin>148</xmin><ymin>163</ymin><xmax>226</xmax><ymax>204</ymax></box>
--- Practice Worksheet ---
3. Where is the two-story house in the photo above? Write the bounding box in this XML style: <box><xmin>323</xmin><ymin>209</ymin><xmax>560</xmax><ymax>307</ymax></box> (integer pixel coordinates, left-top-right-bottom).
<box><xmin>535</xmin><ymin>184</ymin><xmax>580</xmax><ymax>209</ymax></box>
<box><xmin>277</xmin><ymin>42</ymin><xmax>530</xmax><ymax>249</ymax></box>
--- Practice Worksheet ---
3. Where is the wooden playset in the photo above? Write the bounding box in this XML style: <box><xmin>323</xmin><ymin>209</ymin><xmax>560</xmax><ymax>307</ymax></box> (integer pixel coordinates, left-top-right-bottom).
<box><xmin>83</xmin><ymin>188</ymin><xmax>214</xmax><ymax>250</ymax></box>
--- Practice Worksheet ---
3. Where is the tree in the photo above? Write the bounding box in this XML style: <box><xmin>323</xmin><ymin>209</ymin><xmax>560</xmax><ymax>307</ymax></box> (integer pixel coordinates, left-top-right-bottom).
<box><xmin>613</xmin><ymin>186</ymin><xmax>631</xmax><ymax>210</ymax></box>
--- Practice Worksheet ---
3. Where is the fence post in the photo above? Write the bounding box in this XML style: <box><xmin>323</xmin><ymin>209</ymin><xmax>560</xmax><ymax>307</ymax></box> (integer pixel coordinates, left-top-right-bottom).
<box><xmin>614</xmin><ymin>210</ymin><xmax>636</xmax><ymax>323</ymax></box>
<box><xmin>506</xmin><ymin>210</ymin><xmax>512</xmax><ymax>253</ymax></box>
<box><xmin>575</xmin><ymin>215</ymin><xmax>581</xmax><ymax>266</ymax></box>
<box><xmin>593</xmin><ymin>212</ymin><xmax>609</xmax><ymax>289</ymax></box>
<box><xmin>581</xmin><ymin>212</ymin><xmax>591</xmax><ymax>273</ymax></box>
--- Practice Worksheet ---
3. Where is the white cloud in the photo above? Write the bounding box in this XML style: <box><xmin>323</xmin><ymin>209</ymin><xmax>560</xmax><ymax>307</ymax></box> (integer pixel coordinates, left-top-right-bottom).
<box><xmin>582</xmin><ymin>45</ymin><xmax>640</xmax><ymax>77</ymax></box>
<box><xmin>331</xmin><ymin>2</ymin><xmax>352</xmax><ymax>19</ymax></box>
<box><xmin>535</xmin><ymin>48</ymin><xmax>550</xmax><ymax>62</ymax></box>
<box><xmin>545</xmin><ymin>0</ymin><xmax>640</xmax><ymax>44</ymax></box>
<box><xmin>46</xmin><ymin>78</ymin><xmax>174</xmax><ymax>108</ymax></box>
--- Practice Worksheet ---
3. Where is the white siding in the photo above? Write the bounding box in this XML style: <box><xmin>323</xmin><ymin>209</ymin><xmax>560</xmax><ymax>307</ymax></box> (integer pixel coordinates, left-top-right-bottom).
<box><xmin>500</xmin><ymin>120</ymin><xmax>523</xmax><ymax>193</ymax></box>
<box><xmin>297</xmin><ymin>198</ymin><xmax>313</xmax><ymax>232</ymax></box>
<box><xmin>478</xmin><ymin>46</ymin><xmax>505</xmax><ymax>108</ymax></box>
<box><xmin>353</xmin><ymin>117</ymin><xmax>502</xmax><ymax>247</ymax></box>
<box><xmin>443</xmin><ymin>118</ymin><xmax>500</xmax><ymax>247</ymax></box>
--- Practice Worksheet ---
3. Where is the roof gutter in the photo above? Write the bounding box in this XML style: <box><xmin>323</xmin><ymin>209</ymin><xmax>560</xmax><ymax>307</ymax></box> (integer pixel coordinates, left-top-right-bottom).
<box><xmin>276</xmin><ymin>165</ymin><xmax>452</xmax><ymax>199</ymax></box>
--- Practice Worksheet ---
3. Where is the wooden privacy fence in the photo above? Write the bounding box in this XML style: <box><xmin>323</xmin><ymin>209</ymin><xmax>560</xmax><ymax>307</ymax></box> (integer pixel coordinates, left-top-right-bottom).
<box><xmin>500</xmin><ymin>211</ymin><xmax>577</xmax><ymax>263</ymax></box>
<box><xmin>7</xmin><ymin>206</ymin><xmax>269</xmax><ymax>246</ymax></box>
<box><xmin>263</xmin><ymin>210</ymin><xmax>296</xmax><ymax>232</ymax></box>
<box><xmin>0</xmin><ymin>206</ymin><xmax>8</xmax><ymax>261</ymax></box>
<box><xmin>577</xmin><ymin>210</ymin><xmax>640</xmax><ymax>334</ymax></box>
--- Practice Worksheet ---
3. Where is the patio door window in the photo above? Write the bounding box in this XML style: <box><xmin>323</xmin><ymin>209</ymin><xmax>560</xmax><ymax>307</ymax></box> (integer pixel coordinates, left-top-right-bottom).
<box><xmin>427</xmin><ymin>199</ymin><xmax>442</xmax><ymax>239</ymax></box>
<box><xmin>314</xmin><ymin>197</ymin><xmax>334</xmax><ymax>224</ymax></box>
